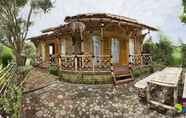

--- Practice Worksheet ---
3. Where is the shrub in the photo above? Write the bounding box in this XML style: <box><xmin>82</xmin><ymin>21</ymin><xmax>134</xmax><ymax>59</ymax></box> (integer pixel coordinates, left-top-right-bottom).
<box><xmin>23</xmin><ymin>42</ymin><xmax>36</xmax><ymax>66</ymax></box>
<box><xmin>0</xmin><ymin>83</ymin><xmax>22</xmax><ymax>118</ymax></box>
<box><xmin>48</xmin><ymin>64</ymin><xmax>59</xmax><ymax>76</ymax></box>
<box><xmin>132</xmin><ymin>66</ymin><xmax>155</xmax><ymax>78</ymax></box>
<box><xmin>1</xmin><ymin>47</ymin><xmax>13</xmax><ymax>68</ymax></box>
<box><xmin>182</xmin><ymin>44</ymin><xmax>186</xmax><ymax>67</ymax></box>
<box><xmin>132</xmin><ymin>68</ymin><xmax>142</xmax><ymax>78</ymax></box>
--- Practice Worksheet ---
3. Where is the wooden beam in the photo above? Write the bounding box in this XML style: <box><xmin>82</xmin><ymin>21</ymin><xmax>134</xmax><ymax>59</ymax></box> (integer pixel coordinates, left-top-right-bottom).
<box><xmin>149</xmin><ymin>100</ymin><xmax>175</xmax><ymax>110</ymax></box>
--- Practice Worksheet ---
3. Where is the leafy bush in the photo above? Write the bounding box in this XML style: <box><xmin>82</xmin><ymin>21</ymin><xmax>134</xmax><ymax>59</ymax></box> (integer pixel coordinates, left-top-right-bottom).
<box><xmin>132</xmin><ymin>68</ymin><xmax>142</xmax><ymax>78</ymax></box>
<box><xmin>132</xmin><ymin>66</ymin><xmax>155</xmax><ymax>78</ymax></box>
<box><xmin>23</xmin><ymin>42</ymin><xmax>36</xmax><ymax>66</ymax></box>
<box><xmin>48</xmin><ymin>64</ymin><xmax>59</xmax><ymax>76</ymax></box>
<box><xmin>170</xmin><ymin>47</ymin><xmax>182</xmax><ymax>66</ymax></box>
<box><xmin>0</xmin><ymin>83</ymin><xmax>22</xmax><ymax>118</ymax></box>
<box><xmin>1</xmin><ymin>47</ymin><xmax>13</xmax><ymax>68</ymax></box>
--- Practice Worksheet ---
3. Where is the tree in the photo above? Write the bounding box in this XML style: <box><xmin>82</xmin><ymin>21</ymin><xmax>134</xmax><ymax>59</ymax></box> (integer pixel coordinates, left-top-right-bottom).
<box><xmin>0</xmin><ymin>0</ymin><xmax>53</xmax><ymax>66</ymax></box>
<box><xmin>180</xmin><ymin>0</ymin><xmax>186</xmax><ymax>23</ymax></box>
<box><xmin>142</xmin><ymin>39</ymin><xmax>155</xmax><ymax>54</ymax></box>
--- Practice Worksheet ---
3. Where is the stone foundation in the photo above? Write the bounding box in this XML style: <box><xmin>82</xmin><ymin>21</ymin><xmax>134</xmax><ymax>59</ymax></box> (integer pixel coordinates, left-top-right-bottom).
<box><xmin>59</xmin><ymin>71</ymin><xmax>112</xmax><ymax>84</ymax></box>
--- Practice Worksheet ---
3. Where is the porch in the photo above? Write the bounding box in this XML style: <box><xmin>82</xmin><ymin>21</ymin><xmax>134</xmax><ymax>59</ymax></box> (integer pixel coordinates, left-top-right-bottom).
<box><xmin>46</xmin><ymin>53</ymin><xmax>152</xmax><ymax>73</ymax></box>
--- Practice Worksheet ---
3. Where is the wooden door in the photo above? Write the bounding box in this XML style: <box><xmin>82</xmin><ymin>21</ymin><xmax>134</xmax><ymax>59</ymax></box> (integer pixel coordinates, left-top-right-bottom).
<box><xmin>119</xmin><ymin>39</ymin><xmax>128</xmax><ymax>65</ymax></box>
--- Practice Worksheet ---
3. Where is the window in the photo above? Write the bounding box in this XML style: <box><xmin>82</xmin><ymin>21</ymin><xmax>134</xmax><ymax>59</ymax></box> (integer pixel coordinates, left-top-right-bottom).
<box><xmin>61</xmin><ymin>41</ymin><xmax>65</xmax><ymax>55</ymax></box>
<box><xmin>92</xmin><ymin>35</ymin><xmax>101</xmax><ymax>64</ymax></box>
<box><xmin>93</xmin><ymin>35</ymin><xmax>101</xmax><ymax>57</ymax></box>
<box><xmin>111</xmin><ymin>38</ymin><xmax>120</xmax><ymax>64</ymax></box>
<box><xmin>49</xmin><ymin>43</ymin><xmax>55</xmax><ymax>55</ymax></box>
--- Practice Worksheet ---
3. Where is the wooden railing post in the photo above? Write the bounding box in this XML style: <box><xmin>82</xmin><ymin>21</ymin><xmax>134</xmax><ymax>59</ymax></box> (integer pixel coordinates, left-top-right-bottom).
<box><xmin>141</xmin><ymin>54</ymin><xmax>143</xmax><ymax>65</ymax></box>
<box><xmin>110</xmin><ymin>55</ymin><xmax>113</xmax><ymax>72</ymax></box>
<box><xmin>74</xmin><ymin>55</ymin><xmax>78</xmax><ymax>72</ymax></box>
<box><xmin>59</xmin><ymin>55</ymin><xmax>61</xmax><ymax>67</ymax></box>
<box><xmin>92</xmin><ymin>55</ymin><xmax>95</xmax><ymax>72</ymax></box>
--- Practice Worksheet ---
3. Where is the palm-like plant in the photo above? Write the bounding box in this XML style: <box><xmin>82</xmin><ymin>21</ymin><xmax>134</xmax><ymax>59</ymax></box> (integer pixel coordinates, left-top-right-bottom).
<box><xmin>70</xmin><ymin>21</ymin><xmax>86</xmax><ymax>55</ymax></box>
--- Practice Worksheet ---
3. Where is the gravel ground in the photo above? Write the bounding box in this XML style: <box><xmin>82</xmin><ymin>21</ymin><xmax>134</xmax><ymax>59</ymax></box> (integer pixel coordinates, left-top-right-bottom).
<box><xmin>21</xmin><ymin>68</ymin><xmax>186</xmax><ymax>118</ymax></box>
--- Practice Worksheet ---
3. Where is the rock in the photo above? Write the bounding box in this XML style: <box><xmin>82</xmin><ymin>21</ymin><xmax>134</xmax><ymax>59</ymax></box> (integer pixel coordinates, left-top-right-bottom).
<box><xmin>88</xmin><ymin>88</ymin><xmax>93</xmax><ymax>91</ymax></box>
<box><xmin>95</xmin><ymin>106</ymin><xmax>100</xmax><ymax>111</ymax></box>
<box><xmin>48</xmin><ymin>102</ymin><xmax>54</xmax><ymax>107</ymax></box>
<box><xmin>60</xmin><ymin>110</ymin><xmax>66</xmax><ymax>115</ymax></box>
<box><xmin>70</xmin><ymin>114</ymin><xmax>75</xmax><ymax>118</ymax></box>
<box><xmin>35</xmin><ymin>111</ymin><xmax>43</xmax><ymax>117</ymax></box>
<box><xmin>26</xmin><ymin>98</ymin><xmax>30</xmax><ymax>104</ymax></box>
<box><xmin>57</xmin><ymin>95</ymin><xmax>63</xmax><ymax>99</ymax></box>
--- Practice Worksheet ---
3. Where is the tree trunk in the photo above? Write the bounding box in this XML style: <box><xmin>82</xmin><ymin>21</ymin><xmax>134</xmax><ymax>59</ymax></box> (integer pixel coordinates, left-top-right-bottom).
<box><xmin>15</xmin><ymin>52</ymin><xmax>26</xmax><ymax>66</ymax></box>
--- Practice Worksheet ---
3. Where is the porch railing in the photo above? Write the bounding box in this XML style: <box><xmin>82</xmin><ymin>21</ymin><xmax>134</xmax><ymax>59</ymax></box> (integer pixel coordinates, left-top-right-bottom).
<box><xmin>60</xmin><ymin>55</ymin><xmax>112</xmax><ymax>72</ymax></box>
<box><xmin>46</xmin><ymin>53</ymin><xmax>152</xmax><ymax>72</ymax></box>
<box><xmin>129</xmin><ymin>54</ymin><xmax>152</xmax><ymax>65</ymax></box>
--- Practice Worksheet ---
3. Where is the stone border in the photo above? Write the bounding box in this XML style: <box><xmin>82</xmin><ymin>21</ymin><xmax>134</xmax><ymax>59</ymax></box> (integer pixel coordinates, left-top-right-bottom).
<box><xmin>59</xmin><ymin>71</ymin><xmax>112</xmax><ymax>84</ymax></box>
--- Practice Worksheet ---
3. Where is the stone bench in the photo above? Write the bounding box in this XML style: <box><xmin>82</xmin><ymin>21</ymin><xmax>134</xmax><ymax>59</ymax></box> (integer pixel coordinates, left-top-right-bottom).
<box><xmin>134</xmin><ymin>71</ymin><xmax>160</xmax><ymax>98</ymax></box>
<box><xmin>182</xmin><ymin>73</ymin><xmax>186</xmax><ymax>98</ymax></box>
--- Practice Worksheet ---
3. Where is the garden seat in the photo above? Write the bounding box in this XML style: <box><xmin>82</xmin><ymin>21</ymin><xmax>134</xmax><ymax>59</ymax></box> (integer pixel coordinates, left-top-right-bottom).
<box><xmin>112</xmin><ymin>65</ymin><xmax>133</xmax><ymax>85</ymax></box>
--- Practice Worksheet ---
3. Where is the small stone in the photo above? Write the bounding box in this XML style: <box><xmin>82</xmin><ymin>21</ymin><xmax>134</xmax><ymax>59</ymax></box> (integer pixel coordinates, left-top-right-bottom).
<box><xmin>88</xmin><ymin>88</ymin><xmax>93</xmax><ymax>91</ymax></box>
<box><xmin>48</xmin><ymin>102</ymin><xmax>54</xmax><ymax>107</ymax></box>
<box><xmin>36</xmin><ymin>111</ymin><xmax>43</xmax><ymax>117</ymax></box>
<box><xmin>60</xmin><ymin>110</ymin><xmax>66</xmax><ymax>115</ymax></box>
<box><xmin>95</xmin><ymin>106</ymin><xmax>100</xmax><ymax>111</ymax></box>
<box><xmin>57</xmin><ymin>95</ymin><xmax>63</xmax><ymax>99</ymax></box>
<box><xmin>26</xmin><ymin>98</ymin><xmax>30</xmax><ymax>103</ymax></box>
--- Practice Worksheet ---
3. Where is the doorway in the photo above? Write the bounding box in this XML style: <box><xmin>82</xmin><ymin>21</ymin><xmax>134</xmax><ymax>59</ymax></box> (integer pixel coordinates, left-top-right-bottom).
<box><xmin>48</xmin><ymin>43</ymin><xmax>55</xmax><ymax>63</ymax></box>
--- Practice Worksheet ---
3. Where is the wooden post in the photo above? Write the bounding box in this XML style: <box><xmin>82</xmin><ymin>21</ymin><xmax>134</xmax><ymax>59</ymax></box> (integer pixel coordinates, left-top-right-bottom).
<box><xmin>173</xmin><ymin>87</ymin><xmax>177</xmax><ymax>106</ymax></box>
<box><xmin>92</xmin><ymin>55</ymin><xmax>95</xmax><ymax>72</ymax></box>
<box><xmin>146</xmin><ymin>82</ymin><xmax>151</xmax><ymax>108</ymax></box>
<box><xmin>141</xmin><ymin>54</ymin><xmax>143</xmax><ymax>65</ymax></box>
<box><xmin>75</xmin><ymin>55</ymin><xmax>78</xmax><ymax>72</ymax></box>
<box><xmin>59</xmin><ymin>55</ymin><xmax>61</xmax><ymax>67</ymax></box>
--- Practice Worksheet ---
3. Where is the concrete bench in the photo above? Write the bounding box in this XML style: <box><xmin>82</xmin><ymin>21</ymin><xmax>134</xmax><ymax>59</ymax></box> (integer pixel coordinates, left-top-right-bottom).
<box><xmin>134</xmin><ymin>71</ymin><xmax>160</xmax><ymax>98</ymax></box>
<box><xmin>182</xmin><ymin>73</ymin><xmax>186</xmax><ymax>98</ymax></box>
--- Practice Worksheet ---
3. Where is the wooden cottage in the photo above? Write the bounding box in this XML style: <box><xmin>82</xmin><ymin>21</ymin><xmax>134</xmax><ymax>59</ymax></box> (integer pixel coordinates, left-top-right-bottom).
<box><xmin>31</xmin><ymin>13</ymin><xmax>158</xmax><ymax>84</ymax></box>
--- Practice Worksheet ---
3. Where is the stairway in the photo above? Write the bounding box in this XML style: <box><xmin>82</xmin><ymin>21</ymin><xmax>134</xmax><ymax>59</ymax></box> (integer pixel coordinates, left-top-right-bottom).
<box><xmin>112</xmin><ymin>65</ymin><xmax>134</xmax><ymax>85</ymax></box>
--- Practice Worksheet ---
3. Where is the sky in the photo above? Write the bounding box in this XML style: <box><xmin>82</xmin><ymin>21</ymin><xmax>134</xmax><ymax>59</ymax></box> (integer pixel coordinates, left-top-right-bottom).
<box><xmin>28</xmin><ymin>0</ymin><xmax>186</xmax><ymax>45</ymax></box>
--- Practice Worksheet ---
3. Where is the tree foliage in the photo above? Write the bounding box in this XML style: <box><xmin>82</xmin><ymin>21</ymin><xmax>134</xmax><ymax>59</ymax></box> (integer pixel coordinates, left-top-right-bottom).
<box><xmin>0</xmin><ymin>0</ymin><xmax>53</xmax><ymax>66</ymax></box>
<box><xmin>180</xmin><ymin>0</ymin><xmax>186</xmax><ymax>23</ymax></box>
<box><xmin>181</xmin><ymin>44</ymin><xmax>186</xmax><ymax>67</ymax></box>
<box><xmin>142</xmin><ymin>34</ymin><xmax>181</xmax><ymax>66</ymax></box>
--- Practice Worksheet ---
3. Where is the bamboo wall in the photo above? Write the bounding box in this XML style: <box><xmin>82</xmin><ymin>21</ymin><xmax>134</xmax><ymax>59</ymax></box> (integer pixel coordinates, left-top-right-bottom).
<box><xmin>35</xmin><ymin>28</ymin><xmax>142</xmax><ymax>66</ymax></box>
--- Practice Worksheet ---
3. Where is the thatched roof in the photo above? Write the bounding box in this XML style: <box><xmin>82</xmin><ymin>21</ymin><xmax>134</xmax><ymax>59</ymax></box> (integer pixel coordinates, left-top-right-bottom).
<box><xmin>30</xmin><ymin>13</ymin><xmax>158</xmax><ymax>41</ymax></box>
